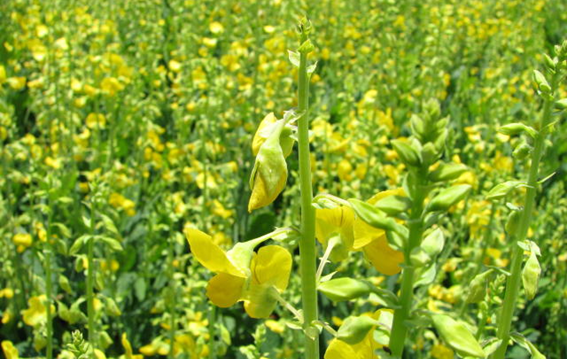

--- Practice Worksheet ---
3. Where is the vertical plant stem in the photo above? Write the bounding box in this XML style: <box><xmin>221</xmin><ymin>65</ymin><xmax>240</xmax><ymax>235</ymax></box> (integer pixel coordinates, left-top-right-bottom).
<box><xmin>87</xmin><ymin>202</ymin><xmax>97</xmax><ymax>358</ymax></box>
<box><xmin>167</xmin><ymin>229</ymin><xmax>176</xmax><ymax>359</ymax></box>
<box><xmin>45</xmin><ymin>204</ymin><xmax>54</xmax><ymax>359</ymax></box>
<box><xmin>492</xmin><ymin>96</ymin><xmax>556</xmax><ymax>359</ymax></box>
<box><xmin>297</xmin><ymin>32</ymin><xmax>319</xmax><ymax>359</ymax></box>
<box><xmin>389</xmin><ymin>171</ymin><xmax>426</xmax><ymax>358</ymax></box>
<box><xmin>491</xmin><ymin>74</ymin><xmax>557</xmax><ymax>359</ymax></box>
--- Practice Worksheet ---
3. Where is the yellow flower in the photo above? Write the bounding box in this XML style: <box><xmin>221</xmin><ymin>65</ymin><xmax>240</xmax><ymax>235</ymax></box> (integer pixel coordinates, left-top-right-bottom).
<box><xmin>22</xmin><ymin>295</ymin><xmax>55</xmax><ymax>327</ymax></box>
<box><xmin>316</xmin><ymin>190</ymin><xmax>404</xmax><ymax>275</ymax></box>
<box><xmin>7</xmin><ymin>77</ymin><xmax>26</xmax><ymax>90</ymax></box>
<box><xmin>337</xmin><ymin>159</ymin><xmax>353</xmax><ymax>181</ymax></box>
<box><xmin>1</xmin><ymin>341</ymin><xmax>18</xmax><ymax>359</ymax></box>
<box><xmin>12</xmin><ymin>233</ymin><xmax>32</xmax><ymax>247</ymax></box>
<box><xmin>431</xmin><ymin>344</ymin><xmax>455</xmax><ymax>359</ymax></box>
<box><xmin>0</xmin><ymin>65</ymin><xmax>6</xmax><ymax>85</ymax></box>
<box><xmin>121</xmin><ymin>333</ymin><xmax>143</xmax><ymax>359</ymax></box>
<box><xmin>0</xmin><ymin>288</ymin><xmax>14</xmax><ymax>299</ymax></box>
<box><xmin>248</xmin><ymin>117</ymin><xmax>290</xmax><ymax>212</ymax></box>
<box><xmin>209</xmin><ymin>21</ymin><xmax>224</xmax><ymax>34</ymax></box>
<box><xmin>185</xmin><ymin>228</ymin><xmax>291</xmax><ymax>318</ymax></box>
<box><xmin>86</xmin><ymin>113</ymin><xmax>107</xmax><ymax>129</ymax></box>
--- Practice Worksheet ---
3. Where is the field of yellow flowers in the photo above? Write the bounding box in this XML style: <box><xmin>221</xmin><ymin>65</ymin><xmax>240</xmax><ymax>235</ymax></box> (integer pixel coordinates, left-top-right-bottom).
<box><xmin>1</xmin><ymin>0</ymin><xmax>567</xmax><ymax>358</ymax></box>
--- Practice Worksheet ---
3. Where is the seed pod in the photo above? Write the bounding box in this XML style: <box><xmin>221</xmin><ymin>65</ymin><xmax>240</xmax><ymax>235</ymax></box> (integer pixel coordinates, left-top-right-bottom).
<box><xmin>543</xmin><ymin>54</ymin><xmax>556</xmax><ymax>72</ymax></box>
<box><xmin>410</xmin><ymin>114</ymin><xmax>426</xmax><ymax>141</ymax></box>
<box><xmin>498</xmin><ymin>123</ymin><xmax>537</xmax><ymax>139</ymax></box>
<box><xmin>486</xmin><ymin>180</ymin><xmax>525</xmax><ymax>200</ymax></box>
<box><xmin>533</xmin><ymin>70</ymin><xmax>551</xmax><ymax>93</ymax></box>
<box><xmin>522</xmin><ymin>250</ymin><xmax>541</xmax><ymax>300</ymax></box>
<box><xmin>336</xmin><ymin>315</ymin><xmax>377</xmax><ymax>345</ymax></box>
<box><xmin>555</xmin><ymin>98</ymin><xmax>567</xmax><ymax>110</ymax></box>
<box><xmin>391</xmin><ymin>139</ymin><xmax>421</xmax><ymax>167</ymax></box>
<box><xmin>513</xmin><ymin>141</ymin><xmax>532</xmax><ymax>160</ymax></box>
<box><xmin>431</xmin><ymin>314</ymin><xmax>485</xmax><ymax>358</ymax></box>
<box><xmin>410</xmin><ymin>246</ymin><xmax>431</xmax><ymax>268</ymax></box>
<box><xmin>466</xmin><ymin>269</ymin><xmax>493</xmax><ymax>303</ymax></box>
<box><xmin>427</xmin><ymin>185</ymin><xmax>471</xmax><ymax>212</ymax></box>
<box><xmin>375</xmin><ymin>195</ymin><xmax>411</xmax><ymax>216</ymax></box>
<box><xmin>318</xmin><ymin>278</ymin><xmax>372</xmax><ymax>302</ymax></box>
<box><xmin>349</xmin><ymin>199</ymin><xmax>406</xmax><ymax>237</ymax></box>
<box><xmin>428</xmin><ymin>163</ymin><xmax>468</xmax><ymax>183</ymax></box>
<box><xmin>505</xmin><ymin>210</ymin><xmax>522</xmax><ymax>236</ymax></box>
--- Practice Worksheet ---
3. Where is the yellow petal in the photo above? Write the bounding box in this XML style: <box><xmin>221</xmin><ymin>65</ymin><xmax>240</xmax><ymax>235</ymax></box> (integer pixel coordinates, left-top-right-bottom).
<box><xmin>353</xmin><ymin>218</ymin><xmax>385</xmax><ymax>250</ymax></box>
<box><xmin>251</xmin><ymin>245</ymin><xmax>292</xmax><ymax>291</ymax></box>
<box><xmin>316</xmin><ymin>206</ymin><xmax>354</xmax><ymax>246</ymax></box>
<box><xmin>122</xmin><ymin>333</ymin><xmax>133</xmax><ymax>359</ymax></box>
<box><xmin>252</xmin><ymin>113</ymin><xmax>277</xmax><ymax>156</ymax></box>
<box><xmin>94</xmin><ymin>349</ymin><xmax>106</xmax><ymax>359</ymax></box>
<box><xmin>366</xmin><ymin>188</ymin><xmax>405</xmax><ymax>205</ymax></box>
<box><xmin>1</xmin><ymin>341</ymin><xmax>19</xmax><ymax>359</ymax></box>
<box><xmin>22</xmin><ymin>295</ymin><xmax>54</xmax><ymax>327</ymax></box>
<box><xmin>363</xmin><ymin>237</ymin><xmax>404</xmax><ymax>275</ymax></box>
<box><xmin>206</xmin><ymin>273</ymin><xmax>245</xmax><ymax>308</ymax></box>
<box><xmin>184</xmin><ymin>228</ymin><xmax>245</xmax><ymax>277</ymax></box>
<box><xmin>243</xmin><ymin>285</ymin><xmax>277</xmax><ymax>319</ymax></box>
<box><xmin>324</xmin><ymin>339</ymin><xmax>359</xmax><ymax>359</ymax></box>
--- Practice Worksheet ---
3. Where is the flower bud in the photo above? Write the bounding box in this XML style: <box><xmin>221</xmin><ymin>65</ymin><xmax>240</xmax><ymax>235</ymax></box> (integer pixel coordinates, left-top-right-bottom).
<box><xmin>533</xmin><ymin>70</ymin><xmax>551</xmax><ymax>93</ymax></box>
<box><xmin>336</xmin><ymin>315</ymin><xmax>378</xmax><ymax>345</ymax></box>
<box><xmin>427</xmin><ymin>185</ymin><xmax>471</xmax><ymax>212</ymax></box>
<box><xmin>391</xmin><ymin>139</ymin><xmax>421</xmax><ymax>167</ymax></box>
<box><xmin>465</xmin><ymin>269</ymin><xmax>493</xmax><ymax>303</ymax></box>
<box><xmin>318</xmin><ymin>278</ymin><xmax>372</xmax><ymax>302</ymax></box>
<box><xmin>431</xmin><ymin>314</ymin><xmax>485</xmax><ymax>358</ymax></box>
<box><xmin>522</xmin><ymin>250</ymin><xmax>541</xmax><ymax>300</ymax></box>
<box><xmin>428</xmin><ymin>163</ymin><xmax>468</xmax><ymax>183</ymax></box>
<box><xmin>248</xmin><ymin>121</ymin><xmax>288</xmax><ymax>212</ymax></box>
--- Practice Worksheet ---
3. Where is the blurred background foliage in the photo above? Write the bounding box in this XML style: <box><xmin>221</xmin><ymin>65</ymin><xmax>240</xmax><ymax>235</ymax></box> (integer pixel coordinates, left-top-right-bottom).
<box><xmin>0</xmin><ymin>0</ymin><xmax>566</xmax><ymax>358</ymax></box>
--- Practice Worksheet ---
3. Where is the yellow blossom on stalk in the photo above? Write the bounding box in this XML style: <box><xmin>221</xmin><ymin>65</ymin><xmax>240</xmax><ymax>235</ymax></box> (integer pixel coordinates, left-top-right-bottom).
<box><xmin>100</xmin><ymin>77</ymin><xmax>124</xmax><ymax>96</ymax></box>
<box><xmin>337</xmin><ymin>159</ymin><xmax>353</xmax><ymax>181</ymax></box>
<box><xmin>45</xmin><ymin>156</ymin><xmax>62</xmax><ymax>169</ymax></box>
<box><xmin>109</xmin><ymin>193</ymin><xmax>136</xmax><ymax>216</ymax></box>
<box><xmin>22</xmin><ymin>295</ymin><xmax>55</xmax><ymax>327</ymax></box>
<box><xmin>1</xmin><ymin>341</ymin><xmax>18</xmax><ymax>359</ymax></box>
<box><xmin>168</xmin><ymin>60</ymin><xmax>182</xmax><ymax>73</ymax></box>
<box><xmin>431</xmin><ymin>344</ymin><xmax>455</xmax><ymax>359</ymax></box>
<box><xmin>86</xmin><ymin>113</ymin><xmax>107</xmax><ymax>129</ymax></box>
<box><xmin>0</xmin><ymin>288</ymin><xmax>14</xmax><ymax>299</ymax></box>
<box><xmin>12</xmin><ymin>233</ymin><xmax>32</xmax><ymax>252</ymax></box>
<box><xmin>121</xmin><ymin>333</ymin><xmax>143</xmax><ymax>359</ymax></box>
<box><xmin>7</xmin><ymin>77</ymin><xmax>26</xmax><ymax>90</ymax></box>
<box><xmin>185</xmin><ymin>227</ymin><xmax>291</xmax><ymax>318</ymax></box>
<box><xmin>315</xmin><ymin>189</ymin><xmax>405</xmax><ymax>275</ymax></box>
<box><xmin>209</xmin><ymin>21</ymin><xmax>224</xmax><ymax>34</ymax></box>
<box><xmin>0</xmin><ymin>65</ymin><xmax>6</xmax><ymax>84</ymax></box>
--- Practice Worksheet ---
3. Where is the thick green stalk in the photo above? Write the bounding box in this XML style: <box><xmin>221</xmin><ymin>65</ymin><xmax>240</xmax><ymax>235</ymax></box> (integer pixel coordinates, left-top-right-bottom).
<box><xmin>87</xmin><ymin>203</ymin><xmax>97</xmax><ymax>358</ymax></box>
<box><xmin>389</xmin><ymin>171</ymin><xmax>426</xmax><ymax>357</ymax></box>
<box><xmin>492</xmin><ymin>74</ymin><xmax>556</xmax><ymax>359</ymax></box>
<box><xmin>297</xmin><ymin>34</ymin><xmax>319</xmax><ymax>359</ymax></box>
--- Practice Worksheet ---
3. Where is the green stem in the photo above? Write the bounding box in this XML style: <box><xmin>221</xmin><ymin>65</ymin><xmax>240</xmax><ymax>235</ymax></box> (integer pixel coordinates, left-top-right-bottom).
<box><xmin>297</xmin><ymin>32</ymin><xmax>319</xmax><ymax>359</ymax></box>
<box><xmin>45</xmin><ymin>207</ymin><xmax>54</xmax><ymax>359</ymax></box>
<box><xmin>87</xmin><ymin>203</ymin><xmax>97</xmax><ymax>358</ymax></box>
<box><xmin>492</xmin><ymin>73</ymin><xmax>557</xmax><ymax>359</ymax></box>
<box><xmin>389</xmin><ymin>171</ymin><xmax>426</xmax><ymax>358</ymax></box>
<box><xmin>168</xmin><ymin>231</ymin><xmax>176</xmax><ymax>359</ymax></box>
